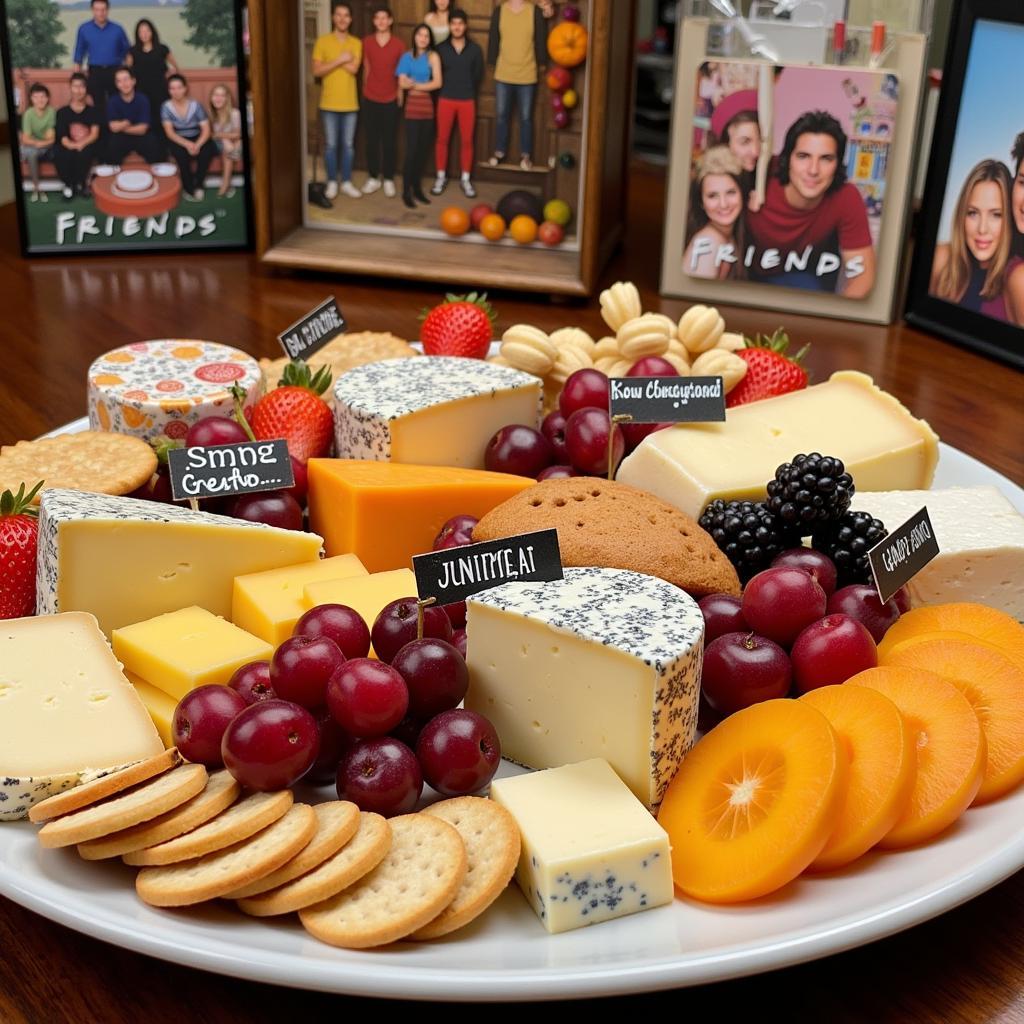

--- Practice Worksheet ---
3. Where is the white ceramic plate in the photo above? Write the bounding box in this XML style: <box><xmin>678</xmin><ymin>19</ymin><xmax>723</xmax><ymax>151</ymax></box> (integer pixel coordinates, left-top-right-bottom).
<box><xmin>151</xmin><ymin>163</ymin><xmax>178</xmax><ymax>178</ymax></box>
<box><xmin>115</xmin><ymin>170</ymin><xmax>154</xmax><ymax>193</ymax></box>
<box><xmin>92</xmin><ymin>165</ymin><xmax>119</xmax><ymax>177</ymax></box>
<box><xmin>1</xmin><ymin>436</ymin><xmax>1022</xmax><ymax>1001</ymax></box>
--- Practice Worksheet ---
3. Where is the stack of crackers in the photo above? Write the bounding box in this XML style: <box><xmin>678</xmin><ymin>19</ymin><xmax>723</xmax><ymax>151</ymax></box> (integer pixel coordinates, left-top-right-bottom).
<box><xmin>29</xmin><ymin>750</ymin><xmax>520</xmax><ymax>949</ymax></box>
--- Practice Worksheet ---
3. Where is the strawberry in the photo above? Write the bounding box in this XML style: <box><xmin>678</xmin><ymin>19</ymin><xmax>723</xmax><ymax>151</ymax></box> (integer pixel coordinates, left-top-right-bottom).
<box><xmin>726</xmin><ymin>330</ymin><xmax>810</xmax><ymax>407</ymax></box>
<box><xmin>0</xmin><ymin>481</ymin><xmax>43</xmax><ymax>619</ymax></box>
<box><xmin>419</xmin><ymin>293</ymin><xmax>496</xmax><ymax>359</ymax></box>
<box><xmin>249</xmin><ymin>361</ymin><xmax>334</xmax><ymax>462</ymax></box>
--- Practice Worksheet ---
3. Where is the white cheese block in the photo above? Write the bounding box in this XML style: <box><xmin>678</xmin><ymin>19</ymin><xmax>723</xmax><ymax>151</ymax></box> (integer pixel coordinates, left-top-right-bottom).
<box><xmin>36</xmin><ymin>489</ymin><xmax>323</xmax><ymax>636</ymax></box>
<box><xmin>333</xmin><ymin>356</ymin><xmax>542</xmax><ymax>468</ymax></box>
<box><xmin>490</xmin><ymin>759</ymin><xmax>674</xmax><ymax>933</ymax></box>
<box><xmin>850</xmin><ymin>486</ymin><xmax>1024</xmax><ymax>620</ymax></box>
<box><xmin>0</xmin><ymin>612</ymin><xmax>163</xmax><ymax>820</ymax></box>
<box><xmin>465</xmin><ymin>566</ymin><xmax>703</xmax><ymax>810</ymax></box>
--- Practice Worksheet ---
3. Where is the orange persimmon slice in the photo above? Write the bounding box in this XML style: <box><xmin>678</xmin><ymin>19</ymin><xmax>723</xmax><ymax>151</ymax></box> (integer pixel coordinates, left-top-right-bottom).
<box><xmin>848</xmin><ymin>666</ymin><xmax>985</xmax><ymax>848</ymax></box>
<box><xmin>799</xmin><ymin>684</ymin><xmax>916</xmax><ymax>871</ymax></box>
<box><xmin>656</xmin><ymin>699</ymin><xmax>847</xmax><ymax>903</ymax></box>
<box><xmin>881</xmin><ymin>636</ymin><xmax>1024</xmax><ymax>804</ymax></box>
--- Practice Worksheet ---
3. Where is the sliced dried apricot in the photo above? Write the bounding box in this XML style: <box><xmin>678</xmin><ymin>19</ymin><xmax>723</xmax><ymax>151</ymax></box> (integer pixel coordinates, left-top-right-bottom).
<box><xmin>657</xmin><ymin>699</ymin><xmax>846</xmax><ymax>903</ymax></box>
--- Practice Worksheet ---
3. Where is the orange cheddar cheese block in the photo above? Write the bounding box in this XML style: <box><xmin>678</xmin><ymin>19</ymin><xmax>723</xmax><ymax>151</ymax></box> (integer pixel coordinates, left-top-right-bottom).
<box><xmin>307</xmin><ymin>460</ymin><xmax>536</xmax><ymax>572</ymax></box>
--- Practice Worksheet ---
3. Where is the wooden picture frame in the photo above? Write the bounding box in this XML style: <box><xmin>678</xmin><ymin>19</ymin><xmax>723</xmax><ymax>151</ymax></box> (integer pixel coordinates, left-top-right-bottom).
<box><xmin>248</xmin><ymin>0</ymin><xmax>635</xmax><ymax>295</ymax></box>
<box><xmin>904</xmin><ymin>0</ymin><xmax>1024</xmax><ymax>370</ymax></box>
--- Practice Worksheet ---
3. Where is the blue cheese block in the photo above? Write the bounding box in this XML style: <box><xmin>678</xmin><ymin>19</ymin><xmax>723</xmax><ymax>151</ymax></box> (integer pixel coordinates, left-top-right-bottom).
<box><xmin>333</xmin><ymin>357</ymin><xmax>542</xmax><ymax>468</ymax></box>
<box><xmin>491</xmin><ymin>759</ymin><xmax>674</xmax><ymax>933</ymax></box>
<box><xmin>465</xmin><ymin>566</ymin><xmax>704</xmax><ymax>810</ymax></box>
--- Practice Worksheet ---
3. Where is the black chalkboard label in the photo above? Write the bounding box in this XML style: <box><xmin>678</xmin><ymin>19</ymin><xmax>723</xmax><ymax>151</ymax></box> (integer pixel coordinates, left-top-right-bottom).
<box><xmin>413</xmin><ymin>529</ymin><xmax>563</xmax><ymax>605</ymax></box>
<box><xmin>277</xmin><ymin>297</ymin><xmax>346</xmax><ymax>360</ymax></box>
<box><xmin>868</xmin><ymin>507</ymin><xmax>940</xmax><ymax>605</ymax></box>
<box><xmin>608</xmin><ymin>376</ymin><xmax>727</xmax><ymax>423</ymax></box>
<box><xmin>167</xmin><ymin>440</ymin><xmax>296</xmax><ymax>502</ymax></box>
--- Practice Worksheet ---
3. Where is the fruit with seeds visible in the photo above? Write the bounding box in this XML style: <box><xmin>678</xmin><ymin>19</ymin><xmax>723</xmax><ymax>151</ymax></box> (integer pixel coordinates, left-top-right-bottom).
<box><xmin>0</xmin><ymin>481</ymin><xmax>42</xmax><ymax>619</ymax></box>
<box><xmin>420</xmin><ymin>292</ymin><xmax>496</xmax><ymax>359</ymax></box>
<box><xmin>249</xmin><ymin>360</ymin><xmax>334</xmax><ymax>462</ymax></box>
<box><xmin>726</xmin><ymin>330</ymin><xmax>809</xmax><ymax>407</ymax></box>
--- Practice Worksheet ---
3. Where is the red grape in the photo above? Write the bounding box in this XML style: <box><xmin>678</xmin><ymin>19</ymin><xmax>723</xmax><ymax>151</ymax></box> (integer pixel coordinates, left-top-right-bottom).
<box><xmin>389</xmin><ymin>714</ymin><xmax>426</xmax><ymax>750</ymax></box>
<box><xmin>221</xmin><ymin>699</ymin><xmax>320</xmax><ymax>790</ymax></box>
<box><xmin>186</xmin><ymin>416</ymin><xmax>249</xmax><ymax>448</ymax></box>
<box><xmin>537</xmin><ymin>464</ymin><xmax>578</xmax><ymax>480</ymax></box>
<box><xmin>416</xmin><ymin>709</ymin><xmax>501</xmax><ymax>796</ymax></box>
<box><xmin>791</xmin><ymin>614</ymin><xmax>877</xmax><ymax>693</ymax></box>
<box><xmin>626</xmin><ymin>356</ymin><xmax>678</xmax><ymax>377</ymax></box>
<box><xmin>230</xmin><ymin>490</ymin><xmax>303</xmax><ymax>531</ymax></box>
<box><xmin>434</xmin><ymin>514</ymin><xmax>478</xmax><ymax>548</ymax></box>
<box><xmin>827</xmin><ymin>584</ymin><xmax>902</xmax><ymax>643</ymax></box>
<box><xmin>227</xmin><ymin>661</ymin><xmax>275</xmax><ymax>705</ymax></box>
<box><xmin>771</xmin><ymin>548</ymin><xmax>838</xmax><ymax>597</ymax></box>
<box><xmin>336</xmin><ymin>737</ymin><xmax>422</xmax><ymax>816</ymax></box>
<box><xmin>701</xmin><ymin>632</ymin><xmax>792</xmax><ymax>716</ymax></box>
<box><xmin>287</xmin><ymin>456</ymin><xmax>308</xmax><ymax>507</ymax></box>
<box><xmin>371</xmin><ymin>598</ymin><xmax>452</xmax><ymax>664</ymax></box>
<box><xmin>441</xmin><ymin>600</ymin><xmax>467</xmax><ymax>630</ymax></box>
<box><xmin>391</xmin><ymin>638</ymin><xmax>469</xmax><ymax>720</ymax></box>
<box><xmin>540</xmin><ymin>410</ymin><xmax>570</xmax><ymax>463</ymax></box>
<box><xmin>294</xmin><ymin>603</ymin><xmax>371</xmax><ymax>659</ymax></box>
<box><xmin>485</xmin><ymin>424</ymin><xmax>554</xmax><ymax>477</ymax></box>
<box><xmin>450</xmin><ymin>627</ymin><xmax>467</xmax><ymax>658</ymax></box>
<box><xmin>326</xmin><ymin>658</ymin><xmax>409</xmax><ymax>738</ymax></box>
<box><xmin>270</xmin><ymin>634</ymin><xmax>346</xmax><ymax>709</ymax></box>
<box><xmin>306</xmin><ymin>707</ymin><xmax>356</xmax><ymax>784</ymax></box>
<box><xmin>559</xmin><ymin>368</ymin><xmax>610</xmax><ymax>417</ymax></box>
<box><xmin>891</xmin><ymin>587</ymin><xmax>911</xmax><ymax>614</ymax></box>
<box><xmin>698</xmin><ymin>593</ymin><xmax>748</xmax><ymax>643</ymax></box>
<box><xmin>565</xmin><ymin>408</ymin><xmax>624</xmax><ymax>476</ymax></box>
<box><xmin>172</xmin><ymin>685</ymin><xmax>247</xmax><ymax>767</ymax></box>
<box><xmin>742</xmin><ymin>567</ymin><xmax>827</xmax><ymax>647</ymax></box>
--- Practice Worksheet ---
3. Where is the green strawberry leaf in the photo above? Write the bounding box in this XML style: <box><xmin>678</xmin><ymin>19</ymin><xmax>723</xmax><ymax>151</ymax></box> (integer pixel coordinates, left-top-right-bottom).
<box><xmin>0</xmin><ymin>480</ymin><xmax>44</xmax><ymax>518</ymax></box>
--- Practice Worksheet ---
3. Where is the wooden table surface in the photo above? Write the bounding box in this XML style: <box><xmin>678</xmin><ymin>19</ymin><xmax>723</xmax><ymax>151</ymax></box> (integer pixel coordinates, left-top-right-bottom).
<box><xmin>0</xmin><ymin>165</ymin><xmax>1022</xmax><ymax>1023</ymax></box>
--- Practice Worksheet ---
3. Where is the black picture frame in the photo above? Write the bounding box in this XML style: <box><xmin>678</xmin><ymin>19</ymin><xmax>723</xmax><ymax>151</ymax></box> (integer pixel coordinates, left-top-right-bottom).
<box><xmin>0</xmin><ymin>0</ymin><xmax>253</xmax><ymax>257</ymax></box>
<box><xmin>904</xmin><ymin>0</ymin><xmax>1024</xmax><ymax>370</ymax></box>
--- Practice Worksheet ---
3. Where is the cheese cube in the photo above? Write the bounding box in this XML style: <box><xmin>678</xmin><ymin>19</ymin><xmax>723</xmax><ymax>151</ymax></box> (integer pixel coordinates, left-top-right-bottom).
<box><xmin>233</xmin><ymin>553</ymin><xmax>368</xmax><ymax>646</ymax></box>
<box><xmin>303</xmin><ymin>569</ymin><xmax>417</xmax><ymax>654</ymax></box>
<box><xmin>37</xmin><ymin>489</ymin><xmax>323</xmax><ymax>636</ymax></box>
<box><xmin>491</xmin><ymin>759</ymin><xmax>674</xmax><ymax>933</ymax></box>
<box><xmin>0</xmin><ymin>612</ymin><xmax>163</xmax><ymax>820</ymax></box>
<box><xmin>850</xmin><ymin>486</ymin><xmax>1024</xmax><ymax>619</ymax></box>
<box><xmin>112</xmin><ymin>606</ymin><xmax>273</xmax><ymax>701</ymax></box>
<box><xmin>125</xmin><ymin>671</ymin><xmax>176</xmax><ymax>748</ymax></box>
<box><xmin>307</xmin><ymin>460</ymin><xmax>536</xmax><ymax>571</ymax></box>
<box><xmin>333</xmin><ymin>357</ymin><xmax>541</xmax><ymax>469</ymax></box>
<box><xmin>616</xmin><ymin>371</ymin><xmax>940</xmax><ymax>518</ymax></box>
<box><xmin>465</xmin><ymin>567</ymin><xmax>704</xmax><ymax>810</ymax></box>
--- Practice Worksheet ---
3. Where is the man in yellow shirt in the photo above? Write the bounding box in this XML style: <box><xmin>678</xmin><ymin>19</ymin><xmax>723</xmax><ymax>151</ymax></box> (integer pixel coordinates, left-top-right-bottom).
<box><xmin>312</xmin><ymin>2</ymin><xmax>363</xmax><ymax>200</ymax></box>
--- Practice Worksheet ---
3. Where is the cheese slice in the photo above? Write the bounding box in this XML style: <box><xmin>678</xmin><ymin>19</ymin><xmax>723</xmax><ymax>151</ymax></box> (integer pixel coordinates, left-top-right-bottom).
<box><xmin>112</xmin><ymin>606</ymin><xmax>273</xmax><ymax>701</ymax></box>
<box><xmin>616</xmin><ymin>371</ymin><xmax>939</xmax><ymax>518</ymax></box>
<box><xmin>850</xmin><ymin>486</ymin><xmax>1024</xmax><ymax>620</ymax></box>
<box><xmin>233</xmin><ymin>553</ymin><xmax>368</xmax><ymax>646</ymax></box>
<box><xmin>307</xmin><ymin>460</ymin><xmax>535</xmax><ymax>572</ymax></box>
<box><xmin>465</xmin><ymin>566</ymin><xmax>704</xmax><ymax>810</ymax></box>
<box><xmin>125</xmin><ymin>671</ymin><xmax>176</xmax><ymax>747</ymax></box>
<box><xmin>0</xmin><ymin>612</ymin><xmax>163</xmax><ymax>821</ymax></box>
<box><xmin>37</xmin><ymin>489</ymin><xmax>323</xmax><ymax>635</ymax></box>
<box><xmin>491</xmin><ymin>759</ymin><xmax>674</xmax><ymax>934</ymax></box>
<box><xmin>333</xmin><ymin>357</ymin><xmax>541</xmax><ymax>468</ymax></box>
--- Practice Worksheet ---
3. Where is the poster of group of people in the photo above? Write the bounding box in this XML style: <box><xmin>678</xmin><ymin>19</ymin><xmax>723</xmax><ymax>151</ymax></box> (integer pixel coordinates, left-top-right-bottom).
<box><xmin>684</xmin><ymin>60</ymin><xmax>898</xmax><ymax>300</ymax></box>
<box><xmin>2</xmin><ymin>0</ymin><xmax>249</xmax><ymax>253</ymax></box>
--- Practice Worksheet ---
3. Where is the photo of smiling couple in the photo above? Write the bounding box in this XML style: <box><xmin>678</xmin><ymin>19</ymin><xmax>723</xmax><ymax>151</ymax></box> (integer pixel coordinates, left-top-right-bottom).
<box><xmin>684</xmin><ymin>61</ymin><xmax>898</xmax><ymax>300</ymax></box>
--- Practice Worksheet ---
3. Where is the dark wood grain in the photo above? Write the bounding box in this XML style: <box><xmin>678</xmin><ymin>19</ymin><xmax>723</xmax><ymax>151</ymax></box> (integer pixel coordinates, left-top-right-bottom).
<box><xmin>0</xmin><ymin>162</ymin><xmax>1022</xmax><ymax>1020</ymax></box>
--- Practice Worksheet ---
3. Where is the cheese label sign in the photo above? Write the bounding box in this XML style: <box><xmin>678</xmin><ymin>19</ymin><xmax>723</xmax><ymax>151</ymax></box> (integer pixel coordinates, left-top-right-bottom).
<box><xmin>277</xmin><ymin>297</ymin><xmax>346</xmax><ymax>360</ymax></box>
<box><xmin>167</xmin><ymin>440</ymin><xmax>296</xmax><ymax>501</ymax></box>
<box><xmin>413</xmin><ymin>529</ymin><xmax>564</xmax><ymax>606</ymax></box>
<box><xmin>868</xmin><ymin>507</ymin><xmax>940</xmax><ymax>604</ymax></box>
<box><xmin>608</xmin><ymin>376</ymin><xmax>727</xmax><ymax>424</ymax></box>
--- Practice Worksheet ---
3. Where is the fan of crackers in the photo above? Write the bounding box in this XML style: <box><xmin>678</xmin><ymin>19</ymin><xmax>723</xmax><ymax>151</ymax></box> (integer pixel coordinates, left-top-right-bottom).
<box><xmin>28</xmin><ymin>750</ymin><xmax>521</xmax><ymax>949</ymax></box>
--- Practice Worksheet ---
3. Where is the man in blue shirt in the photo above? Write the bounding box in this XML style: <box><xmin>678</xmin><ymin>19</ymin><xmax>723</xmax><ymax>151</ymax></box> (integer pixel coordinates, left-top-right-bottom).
<box><xmin>106</xmin><ymin>67</ymin><xmax>160</xmax><ymax>164</ymax></box>
<box><xmin>73</xmin><ymin>0</ymin><xmax>130</xmax><ymax>109</ymax></box>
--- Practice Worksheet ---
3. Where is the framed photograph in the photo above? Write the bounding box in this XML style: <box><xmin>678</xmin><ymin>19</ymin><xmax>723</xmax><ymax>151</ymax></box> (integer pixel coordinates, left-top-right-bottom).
<box><xmin>905</xmin><ymin>0</ymin><xmax>1024</xmax><ymax>370</ymax></box>
<box><xmin>661</xmin><ymin>18</ymin><xmax>926</xmax><ymax>324</ymax></box>
<box><xmin>0</xmin><ymin>0</ymin><xmax>252</xmax><ymax>255</ymax></box>
<box><xmin>247</xmin><ymin>0</ymin><xmax>635</xmax><ymax>296</ymax></box>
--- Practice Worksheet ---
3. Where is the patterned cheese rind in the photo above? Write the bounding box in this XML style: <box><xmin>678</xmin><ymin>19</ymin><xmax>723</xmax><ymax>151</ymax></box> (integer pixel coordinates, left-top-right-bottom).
<box><xmin>36</xmin><ymin>488</ymin><xmax>318</xmax><ymax>615</ymax></box>
<box><xmin>333</xmin><ymin>357</ymin><xmax>541</xmax><ymax>460</ymax></box>
<box><xmin>87</xmin><ymin>339</ymin><xmax>263</xmax><ymax>444</ymax></box>
<box><xmin>470</xmin><ymin>566</ymin><xmax>704</xmax><ymax>808</ymax></box>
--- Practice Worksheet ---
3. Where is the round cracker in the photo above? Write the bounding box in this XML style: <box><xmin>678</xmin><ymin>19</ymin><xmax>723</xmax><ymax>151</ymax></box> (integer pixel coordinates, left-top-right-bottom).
<box><xmin>29</xmin><ymin>748</ymin><xmax>181</xmax><ymax>823</ymax></box>
<box><xmin>123</xmin><ymin>789</ymin><xmax>293</xmax><ymax>866</ymax></box>
<box><xmin>37</xmin><ymin>764</ymin><xmax>208</xmax><ymax>849</ymax></box>
<box><xmin>77</xmin><ymin>770</ymin><xmax>241</xmax><ymax>860</ymax></box>
<box><xmin>0</xmin><ymin>431</ymin><xmax>158</xmax><ymax>504</ymax></box>
<box><xmin>224</xmin><ymin>801</ymin><xmax>360</xmax><ymax>899</ymax></box>
<box><xmin>136</xmin><ymin>803</ymin><xmax>318</xmax><ymax>907</ymax></box>
<box><xmin>413</xmin><ymin>797</ymin><xmax>521</xmax><ymax>939</ymax></box>
<box><xmin>299</xmin><ymin>815</ymin><xmax>466</xmax><ymax>948</ymax></box>
<box><xmin>236</xmin><ymin>811</ymin><xmax>390</xmax><ymax>917</ymax></box>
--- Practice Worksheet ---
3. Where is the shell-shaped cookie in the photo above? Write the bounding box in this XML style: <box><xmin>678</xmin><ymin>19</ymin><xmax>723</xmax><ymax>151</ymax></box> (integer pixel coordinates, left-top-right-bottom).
<box><xmin>593</xmin><ymin>336</ymin><xmax>619</xmax><ymax>361</ymax></box>
<box><xmin>487</xmin><ymin>354</ymin><xmax>513</xmax><ymax>368</ymax></box>
<box><xmin>606</xmin><ymin>359</ymin><xmax>635</xmax><ymax>378</ymax></box>
<box><xmin>666</xmin><ymin>338</ymin><xmax>692</xmax><ymax>367</ymax></box>
<box><xmin>500</xmin><ymin>325</ymin><xmax>557</xmax><ymax>375</ymax></box>
<box><xmin>661</xmin><ymin>351</ymin><xmax>692</xmax><ymax>375</ymax></box>
<box><xmin>616</xmin><ymin>314</ymin><xmax>673</xmax><ymax>360</ymax></box>
<box><xmin>547</xmin><ymin>344</ymin><xmax>593</xmax><ymax>387</ymax></box>
<box><xmin>594</xmin><ymin>356</ymin><xmax>619</xmax><ymax>374</ymax></box>
<box><xmin>717</xmin><ymin>331</ymin><xmax>746</xmax><ymax>352</ymax></box>
<box><xmin>549</xmin><ymin>327</ymin><xmax>595</xmax><ymax>355</ymax></box>
<box><xmin>599</xmin><ymin>281</ymin><xmax>642</xmax><ymax>332</ymax></box>
<box><xmin>677</xmin><ymin>305</ymin><xmax>725</xmax><ymax>354</ymax></box>
<box><xmin>690</xmin><ymin>348</ymin><xmax>748</xmax><ymax>393</ymax></box>
<box><xmin>647</xmin><ymin>313</ymin><xmax>677</xmax><ymax>338</ymax></box>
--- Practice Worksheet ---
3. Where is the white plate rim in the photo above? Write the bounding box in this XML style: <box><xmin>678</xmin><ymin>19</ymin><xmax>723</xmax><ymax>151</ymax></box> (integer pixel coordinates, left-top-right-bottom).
<box><xmin>5</xmin><ymin>425</ymin><xmax>1023</xmax><ymax>1001</ymax></box>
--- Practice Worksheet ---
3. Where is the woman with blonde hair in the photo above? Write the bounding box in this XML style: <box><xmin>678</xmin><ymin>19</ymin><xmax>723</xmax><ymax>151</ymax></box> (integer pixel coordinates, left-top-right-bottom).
<box><xmin>208</xmin><ymin>83</ymin><xmax>242</xmax><ymax>198</ymax></box>
<box><xmin>930</xmin><ymin>158</ymin><xmax>1024</xmax><ymax>324</ymax></box>
<box><xmin>683</xmin><ymin>146</ymin><xmax>748</xmax><ymax>280</ymax></box>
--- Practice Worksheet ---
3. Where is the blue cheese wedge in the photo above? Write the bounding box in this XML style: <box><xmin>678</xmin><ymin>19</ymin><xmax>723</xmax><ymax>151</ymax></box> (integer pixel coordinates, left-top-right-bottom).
<box><xmin>333</xmin><ymin>357</ymin><xmax>542</xmax><ymax>468</ymax></box>
<box><xmin>465</xmin><ymin>566</ymin><xmax>704</xmax><ymax>810</ymax></box>
<box><xmin>37</xmin><ymin>489</ymin><xmax>323</xmax><ymax>636</ymax></box>
<box><xmin>491</xmin><ymin>759</ymin><xmax>674</xmax><ymax>933</ymax></box>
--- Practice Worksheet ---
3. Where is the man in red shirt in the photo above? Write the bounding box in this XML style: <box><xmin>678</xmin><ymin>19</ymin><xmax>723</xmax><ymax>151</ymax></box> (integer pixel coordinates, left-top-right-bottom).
<box><xmin>747</xmin><ymin>111</ymin><xmax>876</xmax><ymax>297</ymax></box>
<box><xmin>361</xmin><ymin>5</ymin><xmax>404</xmax><ymax>198</ymax></box>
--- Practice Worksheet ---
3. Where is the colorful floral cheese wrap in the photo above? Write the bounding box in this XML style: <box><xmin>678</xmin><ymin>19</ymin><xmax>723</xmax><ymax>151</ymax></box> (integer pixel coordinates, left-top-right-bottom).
<box><xmin>88</xmin><ymin>340</ymin><xmax>263</xmax><ymax>444</ymax></box>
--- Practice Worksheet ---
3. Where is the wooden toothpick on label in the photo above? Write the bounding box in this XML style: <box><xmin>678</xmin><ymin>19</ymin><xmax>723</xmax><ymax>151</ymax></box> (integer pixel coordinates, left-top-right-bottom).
<box><xmin>608</xmin><ymin>414</ymin><xmax>632</xmax><ymax>480</ymax></box>
<box><xmin>188</xmin><ymin>498</ymin><xmax>200</xmax><ymax>512</ymax></box>
<box><xmin>416</xmin><ymin>597</ymin><xmax>436</xmax><ymax>640</ymax></box>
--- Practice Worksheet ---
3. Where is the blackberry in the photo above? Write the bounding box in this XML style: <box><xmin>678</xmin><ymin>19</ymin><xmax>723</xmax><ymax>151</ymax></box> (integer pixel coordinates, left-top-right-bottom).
<box><xmin>812</xmin><ymin>511</ymin><xmax>887</xmax><ymax>586</ymax></box>
<box><xmin>766</xmin><ymin>453</ymin><xmax>854</xmax><ymax>532</ymax></box>
<box><xmin>699</xmin><ymin>499</ymin><xmax>796</xmax><ymax>583</ymax></box>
